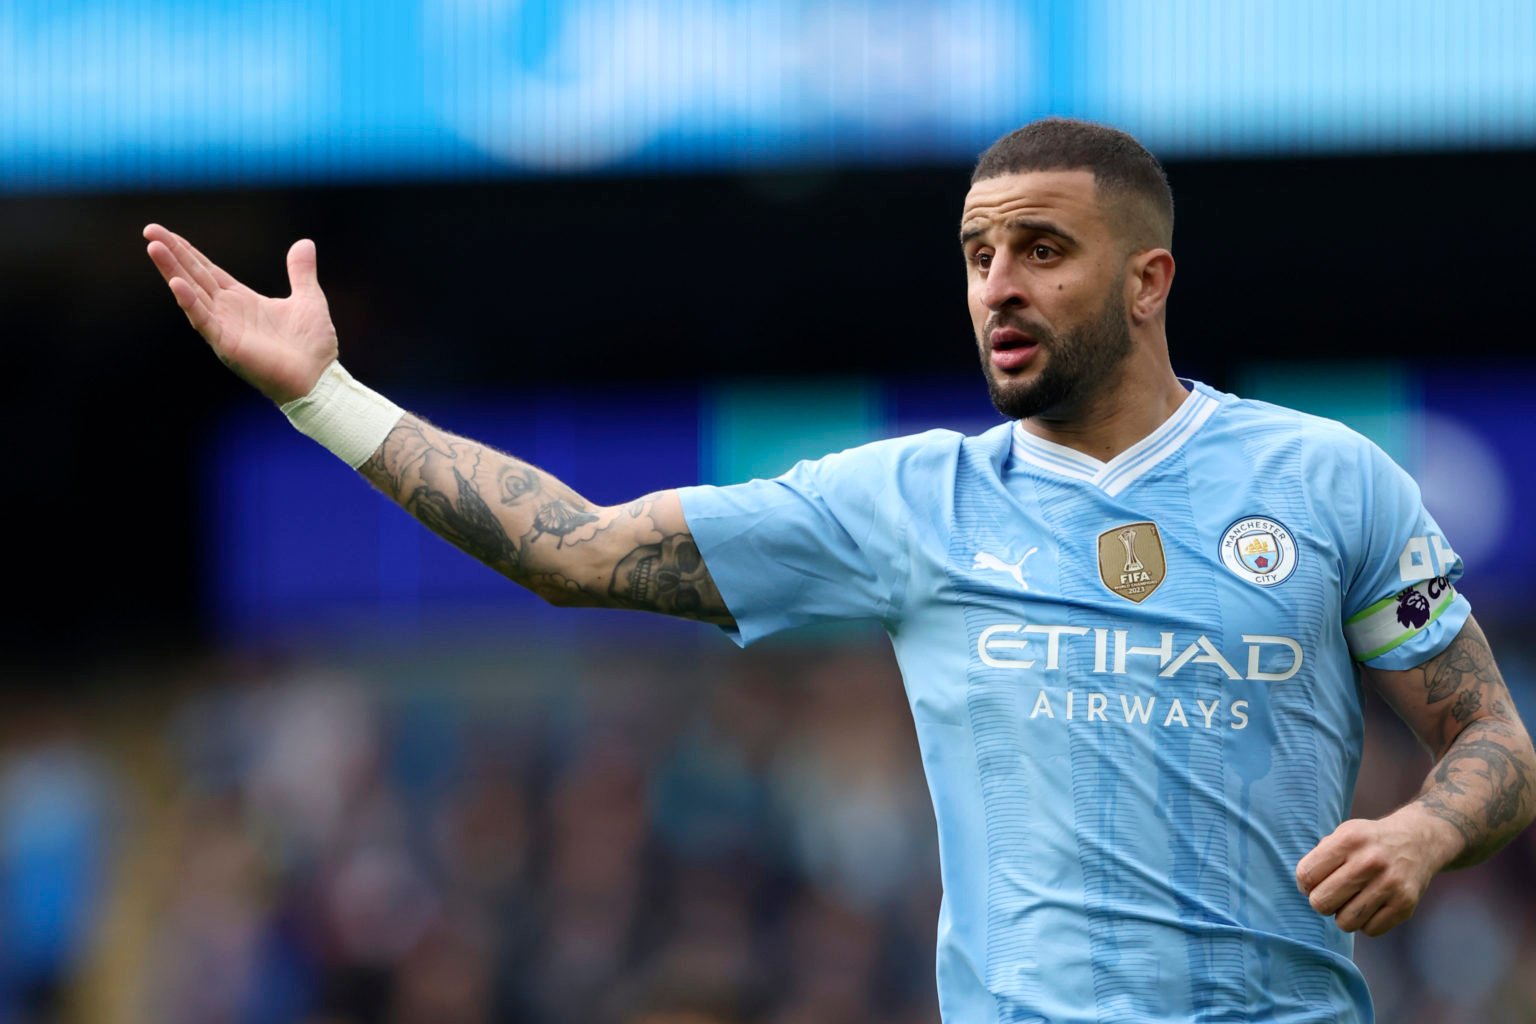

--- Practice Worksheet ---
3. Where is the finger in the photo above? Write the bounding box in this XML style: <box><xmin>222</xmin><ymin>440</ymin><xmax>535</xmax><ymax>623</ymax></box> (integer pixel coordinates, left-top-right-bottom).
<box><xmin>144</xmin><ymin>225</ymin><xmax>209</xmax><ymax>286</ymax></box>
<box><xmin>1296</xmin><ymin>837</ymin><xmax>1351</xmax><ymax>894</ymax></box>
<box><xmin>164</xmin><ymin>231</ymin><xmax>225</xmax><ymax>297</ymax></box>
<box><xmin>1333</xmin><ymin>882</ymin><xmax>1392</xmax><ymax>933</ymax></box>
<box><xmin>168</xmin><ymin>277</ymin><xmax>218</xmax><ymax>339</ymax></box>
<box><xmin>145</xmin><ymin>239</ymin><xmax>181</xmax><ymax>283</ymax></box>
<box><xmin>286</xmin><ymin>238</ymin><xmax>320</xmax><ymax>295</ymax></box>
<box><xmin>1306</xmin><ymin>858</ymin><xmax>1373</xmax><ymax>916</ymax></box>
<box><xmin>170</xmin><ymin>231</ymin><xmax>238</xmax><ymax>289</ymax></box>
<box><xmin>146</xmin><ymin>237</ymin><xmax>191</xmax><ymax>280</ymax></box>
<box><xmin>1361</xmin><ymin>900</ymin><xmax>1411</xmax><ymax>938</ymax></box>
<box><xmin>147</xmin><ymin>241</ymin><xmax>212</xmax><ymax>306</ymax></box>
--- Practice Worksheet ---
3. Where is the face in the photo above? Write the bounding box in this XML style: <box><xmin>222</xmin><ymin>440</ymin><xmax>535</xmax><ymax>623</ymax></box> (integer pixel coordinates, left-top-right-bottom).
<box><xmin>960</xmin><ymin>170</ymin><xmax>1134</xmax><ymax>420</ymax></box>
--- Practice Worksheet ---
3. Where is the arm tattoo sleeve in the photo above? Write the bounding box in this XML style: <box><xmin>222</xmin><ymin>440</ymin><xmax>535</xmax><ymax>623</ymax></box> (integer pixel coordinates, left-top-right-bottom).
<box><xmin>407</xmin><ymin>465</ymin><xmax>522</xmax><ymax>576</ymax></box>
<box><xmin>609</xmin><ymin>534</ymin><xmax>724</xmax><ymax>618</ymax></box>
<box><xmin>357</xmin><ymin>415</ymin><xmax>732</xmax><ymax>625</ymax></box>
<box><xmin>1407</xmin><ymin>624</ymin><xmax>1536</xmax><ymax>869</ymax></box>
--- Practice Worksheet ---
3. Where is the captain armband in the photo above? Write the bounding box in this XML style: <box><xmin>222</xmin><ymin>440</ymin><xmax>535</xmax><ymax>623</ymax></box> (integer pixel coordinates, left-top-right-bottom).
<box><xmin>1343</xmin><ymin>576</ymin><xmax>1457</xmax><ymax>662</ymax></box>
<box><xmin>279</xmin><ymin>361</ymin><xmax>404</xmax><ymax>469</ymax></box>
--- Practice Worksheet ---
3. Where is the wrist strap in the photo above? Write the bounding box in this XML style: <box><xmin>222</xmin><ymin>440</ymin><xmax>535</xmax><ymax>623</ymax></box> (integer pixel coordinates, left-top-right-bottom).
<box><xmin>280</xmin><ymin>361</ymin><xmax>404</xmax><ymax>468</ymax></box>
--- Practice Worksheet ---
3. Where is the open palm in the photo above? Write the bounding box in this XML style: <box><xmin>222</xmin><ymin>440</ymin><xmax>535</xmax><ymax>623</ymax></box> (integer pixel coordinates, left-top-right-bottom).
<box><xmin>144</xmin><ymin>224</ymin><xmax>338</xmax><ymax>405</ymax></box>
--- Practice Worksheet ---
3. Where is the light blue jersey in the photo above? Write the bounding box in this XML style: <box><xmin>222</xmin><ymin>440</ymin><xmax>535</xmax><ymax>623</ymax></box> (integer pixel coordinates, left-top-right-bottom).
<box><xmin>678</xmin><ymin>381</ymin><xmax>1469</xmax><ymax>1024</ymax></box>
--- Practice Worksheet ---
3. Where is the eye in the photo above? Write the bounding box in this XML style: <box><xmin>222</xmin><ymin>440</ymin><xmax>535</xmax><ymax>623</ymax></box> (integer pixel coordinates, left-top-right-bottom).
<box><xmin>1030</xmin><ymin>243</ymin><xmax>1058</xmax><ymax>261</ymax></box>
<box><xmin>971</xmin><ymin>250</ymin><xmax>993</xmax><ymax>270</ymax></box>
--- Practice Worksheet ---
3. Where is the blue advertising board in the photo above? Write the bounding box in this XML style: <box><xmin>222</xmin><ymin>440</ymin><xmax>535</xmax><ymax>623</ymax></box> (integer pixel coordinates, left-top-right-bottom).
<box><xmin>5</xmin><ymin>1</ymin><xmax>1534</xmax><ymax>191</ymax></box>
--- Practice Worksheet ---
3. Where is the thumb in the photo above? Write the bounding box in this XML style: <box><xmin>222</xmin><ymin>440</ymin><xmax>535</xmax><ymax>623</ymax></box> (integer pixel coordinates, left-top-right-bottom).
<box><xmin>286</xmin><ymin>238</ymin><xmax>321</xmax><ymax>295</ymax></box>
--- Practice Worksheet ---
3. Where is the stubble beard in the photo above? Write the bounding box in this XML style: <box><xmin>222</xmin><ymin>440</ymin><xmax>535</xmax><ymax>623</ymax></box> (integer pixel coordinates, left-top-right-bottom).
<box><xmin>980</xmin><ymin>290</ymin><xmax>1134</xmax><ymax>421</ymax></box>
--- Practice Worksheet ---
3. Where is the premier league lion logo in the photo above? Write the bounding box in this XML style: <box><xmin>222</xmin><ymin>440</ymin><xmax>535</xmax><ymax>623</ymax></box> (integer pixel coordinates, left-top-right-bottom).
<box><xmin>1395</xmin><ymin>586</ymin><xmax>1431</xmax><ymax>629</ymax></box>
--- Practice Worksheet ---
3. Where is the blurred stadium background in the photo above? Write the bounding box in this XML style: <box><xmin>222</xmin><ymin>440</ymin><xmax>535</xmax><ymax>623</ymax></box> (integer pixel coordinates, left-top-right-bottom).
<box><xmin>3</xmin><ymin>1</ymin><xmax>1535</xmax><ymax>1021</ymax></box>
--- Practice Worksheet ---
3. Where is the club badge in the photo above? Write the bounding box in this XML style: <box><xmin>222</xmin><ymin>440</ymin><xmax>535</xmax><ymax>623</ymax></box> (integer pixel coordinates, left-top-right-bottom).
<box><xmin>1220</xmin><ymin>516</ymin><xmax>1298</xmax><ymax>587</ymax></box>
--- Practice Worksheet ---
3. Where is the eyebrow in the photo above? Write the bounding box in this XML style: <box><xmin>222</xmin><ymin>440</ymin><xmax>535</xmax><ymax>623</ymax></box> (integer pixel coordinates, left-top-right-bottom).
<box><xmin>959</xmin><ymin>217</ymin><xmax>1079</xmax><ymax>248</ymax></box>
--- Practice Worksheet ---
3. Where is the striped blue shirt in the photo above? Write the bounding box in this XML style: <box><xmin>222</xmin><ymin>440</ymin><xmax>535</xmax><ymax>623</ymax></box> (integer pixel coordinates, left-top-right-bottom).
<box><xmin>678</xmin><ymin>381</ymin><xmax>1468</xmax><ymax>1023</ymax></box>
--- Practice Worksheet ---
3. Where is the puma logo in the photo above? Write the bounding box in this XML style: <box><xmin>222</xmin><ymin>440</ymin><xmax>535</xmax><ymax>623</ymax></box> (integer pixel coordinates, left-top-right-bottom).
<box><xmin>972</xmin><ymin>547</ymin><xmax>1039</xmax><ymax>590</ymax></box>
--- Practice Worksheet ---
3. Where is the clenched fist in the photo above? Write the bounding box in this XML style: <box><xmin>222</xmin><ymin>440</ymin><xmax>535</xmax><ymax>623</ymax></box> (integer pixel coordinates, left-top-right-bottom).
<box><xmin>1295</xmin><ymin>807</ymin><xmax>1460</xmax><ymax>937</ymax></box>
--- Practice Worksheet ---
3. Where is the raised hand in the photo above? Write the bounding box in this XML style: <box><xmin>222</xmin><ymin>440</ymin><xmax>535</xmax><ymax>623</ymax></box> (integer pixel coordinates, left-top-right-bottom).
<box><xmin>144</xmin><ymin>224</ymin><xmax>338</xmax><ymax>404</ymax></box>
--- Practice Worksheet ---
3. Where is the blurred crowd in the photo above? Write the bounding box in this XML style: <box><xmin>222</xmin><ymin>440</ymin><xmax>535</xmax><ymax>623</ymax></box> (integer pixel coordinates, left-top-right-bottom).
<box><xmin>0</xmin><ymin>626</ymin><xmax>1533</xmax><ymax>1024</ymax></box>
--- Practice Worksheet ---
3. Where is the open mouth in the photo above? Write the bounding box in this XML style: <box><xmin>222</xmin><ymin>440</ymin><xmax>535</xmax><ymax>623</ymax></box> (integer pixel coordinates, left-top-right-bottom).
<box><xmin>990</xmin><ymin>326</ymin><xmax>1036</xmax><ymax>350</ymax></box>
<box><xmin>989</xmin><ymin>327</ymin><xmax>1041</xmax><ymax>371</ymax></box>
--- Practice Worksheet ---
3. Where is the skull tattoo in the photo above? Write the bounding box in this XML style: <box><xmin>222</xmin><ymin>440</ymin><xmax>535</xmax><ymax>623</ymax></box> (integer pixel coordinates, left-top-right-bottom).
<box><xmin>611</xmin><ymin>534</ymin><xmax>707</xmax><ymax>614</ymax></box>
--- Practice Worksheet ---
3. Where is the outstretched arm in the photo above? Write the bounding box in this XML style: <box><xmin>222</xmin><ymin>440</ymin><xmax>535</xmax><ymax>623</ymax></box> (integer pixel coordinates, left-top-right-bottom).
<box><xmin>1296</xmin><ymin>616</ymin><xmax>1535</xmax><ymax>935</ymax></box>
<box><xmin>357</xmin><ymin>415</ymin><xmax>731</xmax><ymax>620</ymax></box>
<box><xmin>144</xmin><ymin>224</ymin><xmax>732</xmax><ymax>624</ymax></box>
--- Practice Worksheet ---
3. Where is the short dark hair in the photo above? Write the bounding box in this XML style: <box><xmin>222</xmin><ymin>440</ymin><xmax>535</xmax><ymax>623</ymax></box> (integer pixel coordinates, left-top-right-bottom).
<box><xmin>972</xmin><ymin>117</ymin><xmax>1174</xmax><ymax>249</ymax></box>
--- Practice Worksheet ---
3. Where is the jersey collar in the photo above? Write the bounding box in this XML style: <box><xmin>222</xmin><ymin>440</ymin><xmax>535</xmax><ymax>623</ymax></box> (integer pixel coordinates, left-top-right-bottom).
<box><xmin>1009</xmin><ymin>381</ymin><xmax>1220</xmax><ymax>496</ymax></box>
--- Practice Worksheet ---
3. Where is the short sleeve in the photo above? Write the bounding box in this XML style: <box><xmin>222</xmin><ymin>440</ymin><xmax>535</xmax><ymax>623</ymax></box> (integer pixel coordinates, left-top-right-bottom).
<box><xmin>676</xmin><ymin>440</ymin><xmax>918</xmax><ymax>647</ymax></box>
<box><xmin>1337</xmin><ymin>437</ymin><xmax>1471</xmax><ymax>669</ymax></box>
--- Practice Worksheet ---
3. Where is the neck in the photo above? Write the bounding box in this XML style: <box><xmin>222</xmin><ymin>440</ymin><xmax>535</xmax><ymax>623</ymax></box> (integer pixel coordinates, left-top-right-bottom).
<box><xmin>1020</xmin><ymin>362</ymin><xmax>1190</xmax><ymax>462</ymax></box>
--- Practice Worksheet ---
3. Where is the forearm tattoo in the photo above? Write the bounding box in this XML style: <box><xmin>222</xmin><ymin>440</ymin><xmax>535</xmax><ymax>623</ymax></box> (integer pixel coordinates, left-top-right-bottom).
<box><xmin>1407</xmin><ymin>624</ymin><xmax>1536</xmax><ymax>868</ymax></box>
<box><xmin>597</xmin><ymin>498</ymin><xmax>730</xmax><ymax>622</ymax></box>
<box><xmin>358</xmin><ymin>416</ymin><xmax>731</xmax><ymax>624</ymax></box>
<box><xmin>407</xmin><ymin>465</ymin><xmax>523</xmax><ymax>576</ymax></box>
<box><xmin>609</xmin><ymin>534</ymin><xmax>712</xmax><ymax>615</ymax></box>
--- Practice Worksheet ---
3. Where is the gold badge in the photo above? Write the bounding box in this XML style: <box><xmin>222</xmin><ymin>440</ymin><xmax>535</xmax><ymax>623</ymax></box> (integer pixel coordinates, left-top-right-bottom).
<box><xmin>1098</xmin><ymin>521</ymin><xmax>1167</xmax><ymax>603</ymax></box>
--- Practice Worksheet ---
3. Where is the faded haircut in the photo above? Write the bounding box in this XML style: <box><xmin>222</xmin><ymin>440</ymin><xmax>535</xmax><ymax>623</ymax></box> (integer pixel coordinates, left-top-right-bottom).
<box><xmin>973</xmin><ymin>117</ymin><xmax>1174</xmax><ymax>251</ymax></box>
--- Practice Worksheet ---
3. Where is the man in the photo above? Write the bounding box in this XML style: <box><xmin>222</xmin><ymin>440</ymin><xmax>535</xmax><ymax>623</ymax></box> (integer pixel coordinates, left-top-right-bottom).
<box><xmin>146</xmin><ymin>118</ymin><xmax>1534</xmax><ymax>1022</ymax></box>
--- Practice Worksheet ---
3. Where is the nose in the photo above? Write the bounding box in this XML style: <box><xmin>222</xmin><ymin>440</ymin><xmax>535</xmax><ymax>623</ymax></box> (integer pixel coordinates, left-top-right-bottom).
<box><xmin>980</xmin><ymin>250</ymin><xmax>1030</xmax><ymax>312</ymax></box>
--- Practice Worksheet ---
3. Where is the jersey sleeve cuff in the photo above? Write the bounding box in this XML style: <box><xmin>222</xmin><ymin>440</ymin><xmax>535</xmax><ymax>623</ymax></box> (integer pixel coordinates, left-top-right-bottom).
<box><xmin>676</xmin><ymin>484</ymin><xmax>766</xmax><ymax>649</ymax></box>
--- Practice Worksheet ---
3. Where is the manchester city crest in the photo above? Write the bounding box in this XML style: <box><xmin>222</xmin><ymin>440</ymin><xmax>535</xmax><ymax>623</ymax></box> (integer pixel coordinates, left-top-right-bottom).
<box><xmin>1220</xmin><ymin>516</ymin><xmax>1298</xmax><ymax>587</ymax></box>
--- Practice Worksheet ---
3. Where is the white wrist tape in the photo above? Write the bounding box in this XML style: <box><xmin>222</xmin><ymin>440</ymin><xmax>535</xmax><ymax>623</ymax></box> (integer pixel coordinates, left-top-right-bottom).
<box><xmin>280</xmin><ymin>361</ymin><xmax>404</xmax><ymax>468</ymax></box>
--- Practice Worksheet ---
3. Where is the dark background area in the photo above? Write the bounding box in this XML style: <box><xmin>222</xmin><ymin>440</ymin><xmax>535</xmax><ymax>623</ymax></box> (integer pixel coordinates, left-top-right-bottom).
<box><xmin>6</xmin><ymin>148</ymin><xmax>1534</xmax><ymax>663</ymax></box>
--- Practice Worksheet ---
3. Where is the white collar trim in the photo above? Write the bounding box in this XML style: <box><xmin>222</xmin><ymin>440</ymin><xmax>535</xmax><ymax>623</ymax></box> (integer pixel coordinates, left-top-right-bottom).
<box><xmin>1010</xmin><ymin>385</ymin><xmax>1219</xmax><ymax>496</ymax></box>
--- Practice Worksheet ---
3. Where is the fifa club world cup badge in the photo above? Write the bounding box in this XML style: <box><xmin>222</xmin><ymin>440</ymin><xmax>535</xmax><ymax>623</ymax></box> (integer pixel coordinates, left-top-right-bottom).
<box><xmin>1220</xmin><ymin>516</ymin><xmax>1299</xmax><ymax>587</ymax></box>
<box><xmin>1097</xmin><ymin>521</ymin><xmax>1167</xmax><ymax>603</ymax></box>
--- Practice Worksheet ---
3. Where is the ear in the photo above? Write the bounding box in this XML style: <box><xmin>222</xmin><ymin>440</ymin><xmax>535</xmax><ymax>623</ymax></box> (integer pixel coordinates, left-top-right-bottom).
<box><xmin>1127</xmin><ymin>249</ymin><xmax>1175</xmax><ymax>324</ymax></box>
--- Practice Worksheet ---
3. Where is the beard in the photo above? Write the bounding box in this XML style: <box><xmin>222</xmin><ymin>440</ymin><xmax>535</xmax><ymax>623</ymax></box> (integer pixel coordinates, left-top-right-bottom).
<box><xmin>980</xmin><ymin>289</ymin><xmax>1133</xmax><ymax>421</ymax></box>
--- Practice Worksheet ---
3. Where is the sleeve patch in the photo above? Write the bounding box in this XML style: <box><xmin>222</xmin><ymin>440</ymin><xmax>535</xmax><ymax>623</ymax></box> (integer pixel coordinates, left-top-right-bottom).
<box><xmin>1344</xmin><ymin>576</ymin><xmax>1457</xmax><ymax>662</ymax></box>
